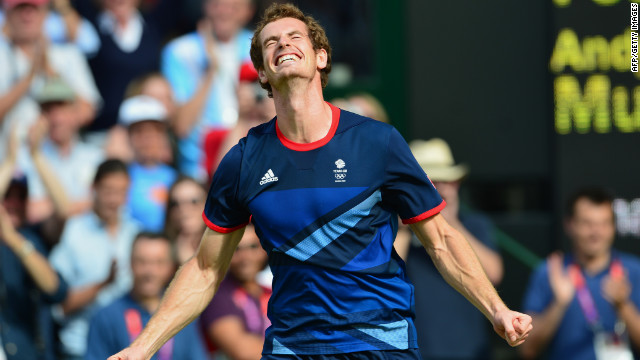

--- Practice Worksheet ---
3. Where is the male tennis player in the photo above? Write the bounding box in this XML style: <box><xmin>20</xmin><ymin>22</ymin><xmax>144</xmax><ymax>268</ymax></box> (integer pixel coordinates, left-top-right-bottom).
<box><xmin>108</xmin><ymin>4</ymin><xmax>532</xmax><ymax>359</ymax></box>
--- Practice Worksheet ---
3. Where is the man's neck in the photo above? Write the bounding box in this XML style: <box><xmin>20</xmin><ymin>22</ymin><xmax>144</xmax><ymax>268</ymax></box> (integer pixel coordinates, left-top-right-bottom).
<box><xmin>576</xmin><ymin>250</ymin><xmax>611</xmax><ymax>275</ymax></box>
<box><xmin>132</xmin><ymin>292</ymin><xmax>161</xmax><ymax>313</ymax></box>
<box><xmin>273</xmin><ymin>82</ymin><xmax>331</xmax><ymax>144</ymax></box>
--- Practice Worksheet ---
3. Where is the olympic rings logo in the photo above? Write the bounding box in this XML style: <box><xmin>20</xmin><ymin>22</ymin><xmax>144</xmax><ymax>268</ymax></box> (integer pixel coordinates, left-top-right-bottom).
<box><xmin>335</xmin><ymin>174</ymin><xmax>346</xmax><ymax>180</ymax></box>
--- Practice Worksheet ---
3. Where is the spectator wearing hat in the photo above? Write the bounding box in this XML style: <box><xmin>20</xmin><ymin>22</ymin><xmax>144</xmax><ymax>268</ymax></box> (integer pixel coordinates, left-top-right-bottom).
<box><xmin>49</xmin><ymin>159</ymin><xmax>140</xmax><ymax>360</ymax></box>
<box><xmin>161</xmin><ymin>0</ymin><xmax>255</xmax><ymax>180</ymax></box>
<box><xmin>118</xmin><ymin>95</ymin><xmax>178</xmax><ymax>232</ymax></box>
<box><xmin>21</xmin><ymin>76</ymin><xmax>104</xmax><ymax>224</ymax></box>
<box><xmin>0</xmin><ymin>126</ymin><xmax>69</xmax><ymax>360</ymax></box>
<box><xmin>86</xmin><ymin>232</ymin><xmax>207</xmax><ymax>360</ymax></box>
<box><xmin>399</xmin><ymin>138</ymin><xmax>503</xmax><ymax>360</ymax></box>
<box><xmin>0</xmin><ymin>0</ymin><xmax>101</xmax><ymax>160</ymax></box>
<box><xmin>105</xmin><ymin>73</ymin><xmax>176</xmax><ymax>164</ymax></box>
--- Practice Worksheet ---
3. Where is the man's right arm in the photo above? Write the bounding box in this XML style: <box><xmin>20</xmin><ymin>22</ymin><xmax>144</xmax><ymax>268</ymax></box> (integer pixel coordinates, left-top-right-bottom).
<box><xmin>108</xmin><ymin>226</ymin><xmax>246</xmax><ymax>360</ymax></box>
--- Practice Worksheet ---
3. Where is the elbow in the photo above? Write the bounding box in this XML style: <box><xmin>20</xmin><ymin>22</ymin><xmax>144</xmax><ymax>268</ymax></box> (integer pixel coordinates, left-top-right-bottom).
<box><xmin>42</xmin><ymin>278</ymin><xmax>60</xmax><ymax>297</ymax></box>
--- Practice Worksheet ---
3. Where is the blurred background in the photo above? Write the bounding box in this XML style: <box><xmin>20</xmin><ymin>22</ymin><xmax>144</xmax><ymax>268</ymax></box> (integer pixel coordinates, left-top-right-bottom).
<box><xmin>0</xmin><ymin>0</ymin><xmax>638</xmax><ymax>359</ymax></box>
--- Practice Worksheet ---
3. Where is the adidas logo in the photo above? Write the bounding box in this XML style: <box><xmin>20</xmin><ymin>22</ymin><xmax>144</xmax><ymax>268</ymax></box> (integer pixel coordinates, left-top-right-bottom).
<box><xmin>259</xmin><ymin>169</ymin><xmax>279</xmax><ymax>185</ymax></box>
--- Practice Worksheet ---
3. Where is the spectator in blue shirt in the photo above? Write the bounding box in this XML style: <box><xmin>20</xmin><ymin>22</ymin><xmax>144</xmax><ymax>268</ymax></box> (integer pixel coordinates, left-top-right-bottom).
<box><xmin>86</xmin><ymin>232</ymin><xmax>207</xmax><ymax>360</ymax></box>
<box><xmin>521</xmin><ymin>188</ymin><xmax>640</xmax><ymax>360</ymax></box>
<box><xmin>118</xmin><ymin>95</ymin><xmax>177</xmax><ymax>232</ymax></box>
<box><xmin>160</xmin><ymin>0</ymin><xmax>254</xmax><ymax>180</ymax></box>
<box><xmin>50</xmin><ymin>159</ymin><xmax>140</xmax><ymax>360</ymax></box>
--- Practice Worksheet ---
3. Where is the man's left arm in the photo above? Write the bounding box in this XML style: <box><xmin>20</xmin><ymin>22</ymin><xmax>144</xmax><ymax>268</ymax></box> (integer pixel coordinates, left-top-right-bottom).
<box><xmin>410</xmin><ymin>213</ymin><xmax>532</xmax><ymax>347</ymax></box>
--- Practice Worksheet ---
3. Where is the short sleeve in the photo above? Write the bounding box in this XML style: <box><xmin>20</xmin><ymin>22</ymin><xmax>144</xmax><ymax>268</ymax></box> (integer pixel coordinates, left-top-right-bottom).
<box><xmin>522</xmin><ymin>261</ymin><xmax>553</xmax><ymax>314</ymax></box>
<box><xmin>382</xmin><ymin>128</ymin><xmax>445</xmax><ymax>224</ymax></box>
<box><xmin>202</xmin><ymin>143</ymin><xmax>251</xmax><ymax>233</ymax></box>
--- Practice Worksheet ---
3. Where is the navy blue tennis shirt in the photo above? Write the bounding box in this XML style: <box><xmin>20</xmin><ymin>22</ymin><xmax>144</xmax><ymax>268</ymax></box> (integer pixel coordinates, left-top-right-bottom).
<box><xmin>203</xmin><ymin>103</ymin><xmax>445</xmax><ymax>355</ymax></box>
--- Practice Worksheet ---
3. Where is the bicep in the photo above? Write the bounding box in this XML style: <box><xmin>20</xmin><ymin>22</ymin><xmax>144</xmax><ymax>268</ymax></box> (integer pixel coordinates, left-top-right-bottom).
<box><xmin>196</xmin><ymin>227</ymin><xmax>245</xmax><ymax>272</ymax></box>
<box><xmin>409</xmin><ymin>213</ymin><xmax>452</xmax><ymax>253</ymax></box>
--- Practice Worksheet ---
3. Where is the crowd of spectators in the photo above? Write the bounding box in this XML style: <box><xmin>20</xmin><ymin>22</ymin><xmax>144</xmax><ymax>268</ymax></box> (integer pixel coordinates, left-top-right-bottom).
<box><xmin>1</xmin><ymin>0</ymin><xmax>639</xmax><ymax>360</ymax></box>
<box><xmin>0</xmin><ymin>0</ymin><xmax>275</xmax><ymax>358</ymax></box>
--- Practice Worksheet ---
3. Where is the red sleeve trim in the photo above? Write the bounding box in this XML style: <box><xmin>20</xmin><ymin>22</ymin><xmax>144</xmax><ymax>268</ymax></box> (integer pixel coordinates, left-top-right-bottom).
<box><xmin>275</xmin><ymin>102</ymin><xmax>340</xmax><ymax>151</ymax></box>
<box><xmin>401</xmin><ymin>200</ymin><xmax>447</xmax><ymax>225</ymax></box>
<box><xmin>201</xmin><ymin>212</ymin><xmax>249</xmax><ymax>233</ymax></box>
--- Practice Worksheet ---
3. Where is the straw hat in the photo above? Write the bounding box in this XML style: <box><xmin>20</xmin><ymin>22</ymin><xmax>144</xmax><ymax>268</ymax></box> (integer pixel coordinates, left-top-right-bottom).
<box><xmin>409</xmin><ymin>138</ymin><xmax>468</xmax><ymax>182</ymax></box>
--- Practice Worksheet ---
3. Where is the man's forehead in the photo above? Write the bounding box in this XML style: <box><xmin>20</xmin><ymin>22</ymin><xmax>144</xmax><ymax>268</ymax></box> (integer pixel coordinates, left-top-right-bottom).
<box><xmin>260</xmin><ymin>17</ymin><xmax>308</xmax><ymax>40</ymax></box>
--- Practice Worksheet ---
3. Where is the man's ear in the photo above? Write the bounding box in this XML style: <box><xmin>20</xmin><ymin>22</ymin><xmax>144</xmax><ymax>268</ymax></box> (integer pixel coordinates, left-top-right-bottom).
<box><xmin>258</xmin><ymin>68</ymin><xmax>269</xmax><ymax>84</ymax></box>
<box><xmin>316</xmin><ymin>49</ymin><xmax>328</xmax><ymax>70</ymax></box>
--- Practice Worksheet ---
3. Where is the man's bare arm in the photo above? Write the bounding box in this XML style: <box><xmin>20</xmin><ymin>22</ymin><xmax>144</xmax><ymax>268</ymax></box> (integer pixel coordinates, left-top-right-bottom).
<box><xmin>410</xmin><ymin>214</ymin><xmax>532</xmax><ymax>346</ymax></box>
<box><xmin>109</xmin><ymin>226</ymin><xmax>245</xmax><ymax>360</ymax></box>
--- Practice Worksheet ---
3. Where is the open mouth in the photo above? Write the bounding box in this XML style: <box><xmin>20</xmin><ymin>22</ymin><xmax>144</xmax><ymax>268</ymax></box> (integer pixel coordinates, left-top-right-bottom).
<box><xmin>276</xmin><ymin>53</ymin><xmax>300</xmax><ymax>66</ymax></box>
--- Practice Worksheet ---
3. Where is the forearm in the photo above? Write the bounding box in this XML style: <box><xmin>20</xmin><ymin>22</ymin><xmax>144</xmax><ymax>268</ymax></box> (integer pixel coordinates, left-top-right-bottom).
<box><xmin>0</xmin><ymin>157</ymin><xmax>17</xmax><ymax>199</ymax></box>
<box><xmin>452</xmin><ymin>221</ymin><xmax>503</xmax><ymax>285</ymax></box>
<box><xmin>62</xmin><ymin>282</ymin><xmax>106</xmax><ymax>315</ymax></box>
<box><xmin>172</xmin><ymin>71</ymin><xmax>215</xmax><ymax>138</ymax></box>
<box><xmin>226</xmin><ymin>334</ymin><xmax>264</xmax><ymax>360</ymax></box>
<box><xmin>131</xmin><ymin>255</ymin><xmax>220</xmax><ymax>358</ymax></box>
<box><xmin>31</xmin><ymin>151</ymin><xmax>71</xmax><ymax>217</ymax></box>
<box><xmin>519</xmin><ymin>303</ymin><xmax>568</xmax><ymax>359</ymax></box>
<box><xmin>0</xmin><ymin>73</ymin><xmax>33</xmax><ymax>120</ymax></box>
<box><xmin>58</xmin><ymin>7</ymin><xmax>81</xmax><ymax>41</ymax></box>
<box><xmin>616</xmin><ymin>301</ymin><xmax>640</xmax><ymax>351</ymax></box>
<box><xmin>7</xmin><ymin>234</ymin><xmax>60</xmax><ymax>294</ymax></box>
<box><xmin>413</xmin><ymin>219</ymin><xmax>506</xmax><ymax>320</ymax></box>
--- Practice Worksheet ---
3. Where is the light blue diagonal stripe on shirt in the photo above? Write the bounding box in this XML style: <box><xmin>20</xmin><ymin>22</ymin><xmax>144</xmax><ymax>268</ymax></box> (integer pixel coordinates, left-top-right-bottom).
<box><xmin>285</xmin><ymin>190</ymin><xmax>382</xmax><ymax>262</ymax></box>
<box><xmin>273</xmin><ymin>338</ymin><xmax>296</xmax><ymax>354</ymax></box>
<box><xmin>353</xmin><ymin>319</ymin><xmax>409</xmax><ymax>349</ymax></box>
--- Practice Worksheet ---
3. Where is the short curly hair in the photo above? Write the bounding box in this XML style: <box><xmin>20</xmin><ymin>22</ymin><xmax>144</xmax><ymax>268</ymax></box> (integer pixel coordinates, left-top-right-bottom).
<box><xmin>250</xmin><ymin>3</ymin><xmax>332</xmax><ymax>97</ymax></box>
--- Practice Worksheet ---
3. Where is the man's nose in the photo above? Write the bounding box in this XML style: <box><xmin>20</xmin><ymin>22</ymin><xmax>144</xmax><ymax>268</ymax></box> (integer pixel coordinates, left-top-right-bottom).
<box><xmin>278</xmin><ymin>37</ymin><xmax>291</xmax><ymax>48</ymax></box>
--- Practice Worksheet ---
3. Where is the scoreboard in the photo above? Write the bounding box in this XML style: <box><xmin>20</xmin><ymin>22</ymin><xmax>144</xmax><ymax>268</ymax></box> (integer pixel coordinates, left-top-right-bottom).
<box><xmin>552</xmin><ymin>0</ymin><xmax>640</xmax><ymax>247</ymax></box>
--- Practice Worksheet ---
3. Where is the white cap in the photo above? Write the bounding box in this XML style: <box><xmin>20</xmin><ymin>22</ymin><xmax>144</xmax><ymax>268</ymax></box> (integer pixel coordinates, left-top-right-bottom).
<box><xmin>118</xmin><ymin>95</ymin><xmax>167</xmax><ymax>127</ymax></box>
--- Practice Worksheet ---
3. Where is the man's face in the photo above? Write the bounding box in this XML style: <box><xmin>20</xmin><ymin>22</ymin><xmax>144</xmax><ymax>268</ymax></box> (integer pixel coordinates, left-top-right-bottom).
<box><xmin>131</xmin><ymin>238</ymin><xmax>175</xmax><ymax>299</ymax></box>
<box><xmin>41</xmin><ymin>101</ymin><xmax>79</xmax><ymax>145</ymax></box>
<box><xmin>203</xmin><ymin>0</ymin><xmax>252</xmax><ymax>42</ymax></box>
<box><xmin>6</xmin><ymin>3</ymin><xmax>46</xmax><ymax>43</ymax></box>
<box><xmin>128</xmin><ymin>120</ymin><xmax>166</xmax><ymax>164</ymax></box>
<box><xmin>567</xmin><ymin>198</ymin><xmax>616</xmax><ymax>259</ymax></box>
<box><xmin>93</xmin><ymin>173</ymin><xmax>129</xmax><ymax>222</ymax></box>
<box><xmin>258</xmin><ymin>17</ymin><xmax>327</xmax><ymax>91</ymax></box>
<box><xmin>229</xmin><ymin>226</ymin><xmax>267</xmax><ymax>284</ymax></box>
